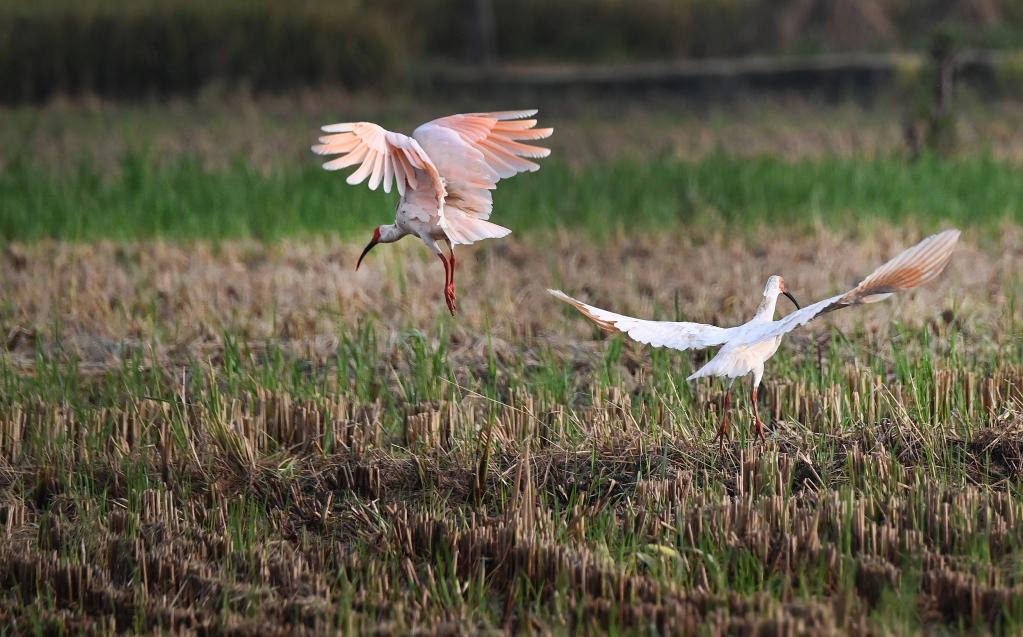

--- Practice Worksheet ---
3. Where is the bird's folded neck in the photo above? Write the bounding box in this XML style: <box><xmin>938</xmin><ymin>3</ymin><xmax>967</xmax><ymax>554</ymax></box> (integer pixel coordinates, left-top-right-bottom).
<box><xmin>752</xmin><ymin>292</ymin><xmax>779</xmax><ymax>322</ymax></box>
<box><xmin>378</xmin><ymin>224</ymin><xmax>407</xmax><ymax>243</ymax></box>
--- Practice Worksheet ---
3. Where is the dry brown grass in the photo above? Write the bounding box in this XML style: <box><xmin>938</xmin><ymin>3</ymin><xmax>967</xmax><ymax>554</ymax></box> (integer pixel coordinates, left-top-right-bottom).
<box><xmin>0</xmin><ymin>226</ymin><xmax>1008</xmax><ymax>366</ymax></box>
<box><xmin>9</xmin><ymin>93</ymin><xmax>1023</xmax><ymax>175</ymax></box>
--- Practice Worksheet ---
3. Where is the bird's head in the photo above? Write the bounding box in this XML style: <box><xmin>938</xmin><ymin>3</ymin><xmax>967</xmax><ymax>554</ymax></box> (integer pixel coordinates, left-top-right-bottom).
<box><xmin>356</xmin><ymin>226</ymin><xmax>382</xmax><ymax>271</ymax></box>
<box><xmin>766</xmin><ymin>275</ymin><xmax>800</xmax><ymax>310</ymax></box>
<box><xmin>356</xmin><ymin>224</ymin><xmax>407</xmax><ymax>270</ymax></box>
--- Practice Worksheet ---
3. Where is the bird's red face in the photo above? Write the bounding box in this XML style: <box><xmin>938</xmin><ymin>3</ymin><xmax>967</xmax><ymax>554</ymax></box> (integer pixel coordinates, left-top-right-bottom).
<box><xmin>356</xmin><ymin>226</ymin><xmax>382</xmax><ymax>271</ymax></box>
<box><xmin>779</xmin><ymin>277</ymin><xmax>801</xmax><ymax>309</ymax></box>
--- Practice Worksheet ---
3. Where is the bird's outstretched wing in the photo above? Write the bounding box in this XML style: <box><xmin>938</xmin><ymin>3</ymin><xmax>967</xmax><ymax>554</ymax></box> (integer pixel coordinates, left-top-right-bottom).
<box><xmin>416</xmin><ymin>110</ymin><xmax>552</xmax><ymax>185</ymax></box>
<box><xmin>311</xmin><ymin>122</ymin><xmax>445</xmax><ymax>201</ymax></box>
<box><xmin>413</xmin><ymin>110</ymin><xmax>552</xmax><ymax>244</ymax></box>
<box><xmin>548</xmin><ymin>289</ymin><xmax>735</xmax><ymax>351</ymax></box>
<box><xmin>737</xmin><ymin>229</ymin><xmax>961</xmax><ymax>345</ymax></box>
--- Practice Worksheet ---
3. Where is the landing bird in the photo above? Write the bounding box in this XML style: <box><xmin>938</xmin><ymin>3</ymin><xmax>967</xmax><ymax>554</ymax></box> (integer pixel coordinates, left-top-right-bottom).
<box><xmin>312</xmin><ymin>110</ymin><xmax>552</xmax><ymax>315</ymax></box>
<box><xmin>549</xmin><ymin>229</ymin><xmax>960</xmax><ymax>448</ymax></box>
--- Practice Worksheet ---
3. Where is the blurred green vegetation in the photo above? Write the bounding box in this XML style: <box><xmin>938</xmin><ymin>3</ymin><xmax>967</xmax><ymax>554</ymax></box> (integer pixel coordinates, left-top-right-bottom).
<box><xmin>2</xmin><ymin>152</ymin><xmax>1019</xmax><ymax>243</ymax></box>
<box><xmin>3</xmin><ymin>0</ymin><xmax>1023</xmax><ymax>101</ymax></box>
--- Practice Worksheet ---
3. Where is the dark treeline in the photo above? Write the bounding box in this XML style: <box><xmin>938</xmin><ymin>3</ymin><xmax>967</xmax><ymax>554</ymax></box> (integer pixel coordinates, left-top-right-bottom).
<box><xmin>2</xmin><ymin>0</ymin><xmax>1022</xmax><ymax>102</ymax></box>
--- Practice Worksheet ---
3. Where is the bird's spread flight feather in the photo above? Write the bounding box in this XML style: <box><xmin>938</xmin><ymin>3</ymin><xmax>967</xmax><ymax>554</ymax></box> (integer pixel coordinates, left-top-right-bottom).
<box><xmin>311</xmin><ymin>122</ymin><xmax>444</xmax><ymax>202</ymax></box>
<box><xmin>547</xmin><ymin>289</ymin><xmax>735</xmax><ymax>351</ymax></box>
<box><xmin>733</xmin><ymin>229</ymin><xmax>960</xmax><ymax>345</ymax></box>
<box><xmin>414</xmin><ymin>111</ymin><xmax>551</xmax><ymax>244</ymax></box>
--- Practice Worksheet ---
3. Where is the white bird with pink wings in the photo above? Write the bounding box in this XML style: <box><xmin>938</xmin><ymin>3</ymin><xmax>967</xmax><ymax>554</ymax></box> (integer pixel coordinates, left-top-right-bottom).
<box><xmin>312</xmin><ymin>110</ymin><xmax>552</xmax><ymax>315</ymax></box>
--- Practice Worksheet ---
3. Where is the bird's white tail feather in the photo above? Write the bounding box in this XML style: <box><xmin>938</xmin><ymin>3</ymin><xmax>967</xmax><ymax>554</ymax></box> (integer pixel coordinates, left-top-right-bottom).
<box><xmin>687</xmin><ymin>357</ymin><xmax>746</xmax><ymax>381</ymax></box>
<box><xmin>442</xmin><ymin>210</ymin><xmax>512</xmax><ymax>245</ymax></box>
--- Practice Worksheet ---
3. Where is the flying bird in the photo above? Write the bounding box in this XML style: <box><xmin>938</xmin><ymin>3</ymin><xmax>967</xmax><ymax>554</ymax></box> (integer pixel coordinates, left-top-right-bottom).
<box><xmin>312</xmin><ymin>110</ymin><xmax>552</xmax><ymax>315</ymax></box>
<box><xmin>549</xmin><ymin>229</ymin><xmax>960</xmax><ymax>449</ymax></box>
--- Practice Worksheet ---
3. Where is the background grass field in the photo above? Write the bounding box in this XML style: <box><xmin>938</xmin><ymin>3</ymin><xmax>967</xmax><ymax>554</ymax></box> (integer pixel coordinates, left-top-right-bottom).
<box><xmin>2</xmin><ymin>96</ymin><xmax>1023</xmax><ymax>634</ymax></box>
<box><xmin>5</xmin><ymin>97</ymin><xmax>1023</xmax><ymax>243</ymax></box>
<box><xmin>4</xmin><ymin>152</ymin><xmax>1022</xmax><ymax>242</ymax></box>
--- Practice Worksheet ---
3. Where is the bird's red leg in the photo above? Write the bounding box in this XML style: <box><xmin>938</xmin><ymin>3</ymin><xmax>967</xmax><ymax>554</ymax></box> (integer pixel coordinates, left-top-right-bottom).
<box><xmin>752</xmin><ymin>386</ymin><xmax>766</xmax><ymax>443</ymax></box>
<box><xmin>437</xmin><ymin>253</ymin><xmax>455</xmax><ymax>315</ymax></box>
<box><xmin>445</xmin><ymin>242</ymin><xmax>456</xmax><ymax>303</ymax></box>
<box><xmin>716</xmin><ymin>387</ymin><xmax>733</xmax><ymax>452</ymax></box>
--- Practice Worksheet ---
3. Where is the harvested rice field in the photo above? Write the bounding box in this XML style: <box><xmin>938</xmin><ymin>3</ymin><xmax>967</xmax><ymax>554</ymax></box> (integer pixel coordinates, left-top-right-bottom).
<box><xmin>1</xmin><ymin>97</ymin><xmax>1022</xmax><ymax>635</ymax></box>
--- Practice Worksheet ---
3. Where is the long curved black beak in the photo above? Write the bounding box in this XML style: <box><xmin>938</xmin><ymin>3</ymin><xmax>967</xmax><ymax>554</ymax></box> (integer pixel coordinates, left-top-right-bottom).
<box><xmin>783</xmin><ymin>291</ymin><xmax>801</xmax><ymax>310</ymax></box>
<box><xmin>356</xmin><ymin>239</ymin><xmax>378</xmax><ymax>271</ymax></box>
